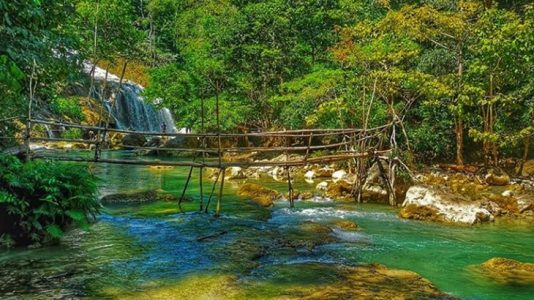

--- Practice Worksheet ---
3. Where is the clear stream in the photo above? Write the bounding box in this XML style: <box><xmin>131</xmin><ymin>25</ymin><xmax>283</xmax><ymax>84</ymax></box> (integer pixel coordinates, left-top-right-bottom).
<box><xmin>0</xmin><ymin>152</ymin><xmax>533</xmax><ymax>299</ymax></box>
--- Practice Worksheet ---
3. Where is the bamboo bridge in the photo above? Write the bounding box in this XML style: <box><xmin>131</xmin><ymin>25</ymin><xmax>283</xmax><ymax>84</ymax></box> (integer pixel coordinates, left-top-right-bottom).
<box><xmin>3</xmin><ymin>116</ymin><xmax>405</xmax><ymax>217</ymax></box>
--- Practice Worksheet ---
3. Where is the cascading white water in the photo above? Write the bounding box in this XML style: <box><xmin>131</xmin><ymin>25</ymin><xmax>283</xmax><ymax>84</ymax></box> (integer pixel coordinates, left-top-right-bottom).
<box><xmin>84</xmin><ymin>63</ymin><xmax>178</xmax><ymax>133</ymax></box>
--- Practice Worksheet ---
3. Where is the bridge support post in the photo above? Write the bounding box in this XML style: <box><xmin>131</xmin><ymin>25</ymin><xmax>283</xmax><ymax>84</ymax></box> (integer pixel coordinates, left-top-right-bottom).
<box><xmin>199</xmin><ymin>167</ymin><xmax>204</xmax><ymax>212</ymax></box>
<box><xmin>179</xmin><ymin>166</ymin><xmax>195</xmax><ymax>212</ymax></box>
<box><xmin>204</xmin><ymin>169</ymin><xmax>221</xmax><ymax>213</ymax></box>
<box><xmin>376</xmin><ymin>156</ymin><xmax>397</xmax><ymax>206</ymax></box>
<box><xmin>286</xmin><ymin>166</ymin><xmax>294</xmax><ymax>208</ymax></box>
<box><xmin>215</xmin><ymin>167</ymin><xmax>225</xmax><ymax>217</ymax></box>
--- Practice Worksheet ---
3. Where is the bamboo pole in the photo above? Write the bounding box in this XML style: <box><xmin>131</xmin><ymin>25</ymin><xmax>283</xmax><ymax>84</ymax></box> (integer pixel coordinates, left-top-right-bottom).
<box><xmin>32</xmin><ymin>150</ymin><xmax>389</xmax><ymax>168</ymax></box>
<box><xmin>286</xmin><ymin>166</ymin><xmax>294</xmax><ymax>208</ymax></box>
<box><xmin>179</xmin><ymin>165</ymin><xmax>195</xmax><ymax>212</ymax></box>
<box><xmin>199</xmin><ymin>167</ymin><xmax>204</xmax><ymax>212</ymax></box>
<box><xmin>30</xmin><ymin>119</ymin><xmax>392</xmax><ymax>138</ymax></box>
<box><xmin>215</xmin><ymin>167</ymin><xmax>225</xmax><ymax>217</ymax></box>
<box><xmin>204</xmin><ymin>170</ymin><xmax>221</xmax><ymax>213</ymax></box>
<box><xmin>30</xmin><ymin>137</ymin><xmax>99</xmax><ymax>144</ymax></box>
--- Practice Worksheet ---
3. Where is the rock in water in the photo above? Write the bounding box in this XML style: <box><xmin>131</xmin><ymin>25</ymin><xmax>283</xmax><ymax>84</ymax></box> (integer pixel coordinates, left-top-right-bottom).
<box><xmin>121</xmin><ymin>133</ymin><xmax>147</xmax><ymax>148</ymax></box>
<box><xmin>225</xmin><ymin>167</ymin><xmax>247</xmax><ymax>180</ymax></box>
<box><xmin>476</xmin><ymin>257</ymin><xmax>534</xmax><ymax>285</ymax></box>
<box><xmin>326</xmin><ymin>180</ymin><xmax>353</xmax><ymax>200</ymax></box>
<box><xmin>237</xmin><ymin>183</ymin><xmax>279</xmax><ymax>207</ymax></box>
<box><xmin>164</xmin><ymin>137</ymin><xmax>185</xmax><ymax>148</ymax></box>
<box><xmin>400</xmin><ymin>185</ymin><xmax>493</xmax><ymax>224</ymax></box>
<box><xmin>331</xmin><ymin>220</ymin><xmax>359</xmax><ymax>231</ymax></box>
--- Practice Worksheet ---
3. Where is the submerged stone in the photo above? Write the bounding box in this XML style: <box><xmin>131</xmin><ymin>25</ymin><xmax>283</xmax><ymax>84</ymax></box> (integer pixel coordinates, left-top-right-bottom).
<box><xmin>101</xmin><ymin>189</ymin><xmax>180</xmax><ymax>204</ymax></box>
<box><xmin>241</xmin><ymin>263</ymin><xmax>455</xmax><ymax>300</ymax></box>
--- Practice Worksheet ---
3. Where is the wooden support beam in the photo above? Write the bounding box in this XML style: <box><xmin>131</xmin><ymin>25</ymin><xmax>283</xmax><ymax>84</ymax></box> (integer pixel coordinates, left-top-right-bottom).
<box><xmin>199</xmin><ymin>167</ymin><xmax>204</xmax><ymax>212</ymax></box>
<box><xmin>286</xmin><ymin>166</ymin><xmax>294</xmax><ymax>208</ymax></box>
<box><xmin>215</xmin><ymin>167</ymin><xmax>225</xmax><ymax>218</ymax></box>
<box><xmin>204</xmin><ymin>170</ymin><xmax>221</xmax><ymax>213</ymax></box>
<box><xmin>179</xmin><ymin>166</ymin><xmax>195</xmax><ymax>212</ymax></box>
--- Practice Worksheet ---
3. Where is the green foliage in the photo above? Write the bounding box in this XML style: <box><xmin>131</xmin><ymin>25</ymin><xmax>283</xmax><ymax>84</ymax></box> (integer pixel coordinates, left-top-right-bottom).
<box><xmin>1</xmin><ymin>0</ymin><xmax>533</xmax><ymax>165</ymax></box>
<box><xmin>0</xmin><ymin>155</ymin><xmax>100</xmax><ymax>248</ymax></box>
<box><xmin>63</xmin><ymin>128</ymin><xmax>83</xmax><ymax>139</ymax></box>
<box><xmin>52</xmin><ymin>97</ymin><xmax>84</xmax><ymax>121</ymax></box>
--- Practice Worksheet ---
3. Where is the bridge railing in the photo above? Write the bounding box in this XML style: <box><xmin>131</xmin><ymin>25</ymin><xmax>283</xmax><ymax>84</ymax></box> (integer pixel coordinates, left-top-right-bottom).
<box><xmin>26</xmin><ymin>118</ymin><xmax>392</xmax><ymax>168</ymax></box>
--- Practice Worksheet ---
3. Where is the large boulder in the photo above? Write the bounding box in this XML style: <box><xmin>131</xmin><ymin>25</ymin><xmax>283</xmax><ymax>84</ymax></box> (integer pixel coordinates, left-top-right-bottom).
<box><xmin>122</xmin><ymin>133</ymin><xmax>147</xmax><ymax>148</ymax></box>
<box><xmin>326</xmin><ymin>180</ymin><xmax>353</xmax><ymax>200</ymax></box>
<box><xmin>400</xmin><ymin>185</ymin><xmax>493</xmax><ymax>225</ymax></box>
<box><xmin>163</xmin><ymin>137</ymin><xmax>185</xmax><ymax>148</ymax></box>
<box><xmin>476</xmin><ymin>257</ymin><xmax>534</xmax><ymax>285</ymax></box>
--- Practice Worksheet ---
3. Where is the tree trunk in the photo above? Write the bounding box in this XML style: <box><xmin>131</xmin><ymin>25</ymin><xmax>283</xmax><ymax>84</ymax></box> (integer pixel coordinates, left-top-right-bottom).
<box><xmin>454</xmin><ymin>117</ymin><xmax>464</xmax><ymax>165</ymax></box>
<box><xmin>518</xmin><ymin>109</ymin><xmax>534</xmax><ymax>175</ymax></box>
<box><xmin>455</xmin><ymin>46</ymin><xmax>465</xmax><ymax>166</ymax></box>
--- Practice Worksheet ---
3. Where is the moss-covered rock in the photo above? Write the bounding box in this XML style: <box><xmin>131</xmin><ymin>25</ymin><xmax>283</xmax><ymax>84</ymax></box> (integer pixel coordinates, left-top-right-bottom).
<box><xmin>326</xmin><ymin>180</ymin><xmax>353</xmax><ymax>200</ymax></box>
<box><xmin>269</xmin><ymin>263</ymin><xmax>455</xmax><ymax>300</ymax></box>
<box><xmin>237</xmin><ymin>183</ymin><xmax>279</xmax><ymax>207</ymax></box>
<box><xmin>275</xmin><ymin>222</ymin><xmax>335</xmax><ymax>251</ymax></box>
<box><xmin>331</xmin><ymin>220</ymin><xmax>359</xmax><ymax>231</ymax></box>
<box><xmin>400</xmin><ymin>204</ymin><xmax>441</xmax><ymax>222</ymax></box>
<box><xmin>476</xmin><ymin>257</ymin><xmax>534</xmax><ymax>285</ymax></box>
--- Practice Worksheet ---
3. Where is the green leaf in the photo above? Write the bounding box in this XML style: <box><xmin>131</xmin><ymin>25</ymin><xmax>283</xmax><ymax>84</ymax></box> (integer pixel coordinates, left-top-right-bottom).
<box><xmin>66</xmin><ymin>209</ymin><xmax>85</xmax><ymax>221</ymax></box>
<box><xmin>46</xmin><ymin>225</ymin><xmax>63</xmax><ymax>239</ymax></box>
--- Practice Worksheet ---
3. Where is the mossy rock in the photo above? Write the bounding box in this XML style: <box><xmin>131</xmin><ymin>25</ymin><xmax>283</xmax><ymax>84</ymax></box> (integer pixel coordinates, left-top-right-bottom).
<box><xmin>266</xmin><ymin>263</ymin><xmax>455</xmax><ymax>300</ymax></box>
<box><xmin>326</xmin><ymin>180</ymin><xmax>353</xmax><ymax>199</ymax></box>
<box><xmin>331</xmin><ymin>220</ymin><xmax>359</xmax><ymax>231</ymax></box>
<box><xmin>400</xmin><ymin>204</ymin><xmax>441</xmax><ymax>222</ymax></box>
<box><xmin>477</xmin><ymin>257</ymin><xmax>534</xmax><ymax>285</ymax></box>
<box><xmin>238</xmin><ymin>183</ymin><xmax>279</xmax><ymax>207</ymax></box>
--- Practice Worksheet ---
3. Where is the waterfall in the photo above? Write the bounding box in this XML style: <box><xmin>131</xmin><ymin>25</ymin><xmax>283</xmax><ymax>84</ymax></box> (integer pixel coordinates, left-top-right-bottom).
<box><xmin>84</xmin><ymin>63</ymin><xmax>178</xmax><ymax>133</ymax></box>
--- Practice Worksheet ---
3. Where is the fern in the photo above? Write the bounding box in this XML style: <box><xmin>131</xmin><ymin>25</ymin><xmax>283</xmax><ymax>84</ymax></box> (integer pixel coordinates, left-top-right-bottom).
<box><xmin>0</xmin><ymin>154</ymin><xmax>100</xmax><ymax>248</ymax></box>
<box><xmin>45</xmin><ymin>225</ymin><xmax>63</xmax><ymax>239</ymax></box>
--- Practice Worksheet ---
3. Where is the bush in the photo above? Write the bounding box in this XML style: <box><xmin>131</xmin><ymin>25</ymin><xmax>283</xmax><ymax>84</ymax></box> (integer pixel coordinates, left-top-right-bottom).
<box><xmin>0</xmin><ymin>155</ymin><xmax>100</xmax><ymax>248</ymax></box>
<box><xmin>63</xmin><ymin>128</ymin><xmax>83</xmax><ymax>139</ymax></box>
<box><xmin>52</xmin><ymin>96</ymin><xmax>84</xmax><ymax>121</ymax></box>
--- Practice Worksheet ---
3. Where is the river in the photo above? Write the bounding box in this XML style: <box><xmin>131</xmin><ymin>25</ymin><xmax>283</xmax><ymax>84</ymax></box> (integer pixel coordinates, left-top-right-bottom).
<box><xmin>0</xmin><ymin>152</ymin><xmax>533</xmax><ymax>299</ymax></box>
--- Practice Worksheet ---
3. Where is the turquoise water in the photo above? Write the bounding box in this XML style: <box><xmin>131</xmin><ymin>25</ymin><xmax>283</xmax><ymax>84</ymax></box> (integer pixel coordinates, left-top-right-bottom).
<box><xmin>0</xmin><ymin>151</ymin><xmax>533</xmax><ymax>299</ymax></box>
